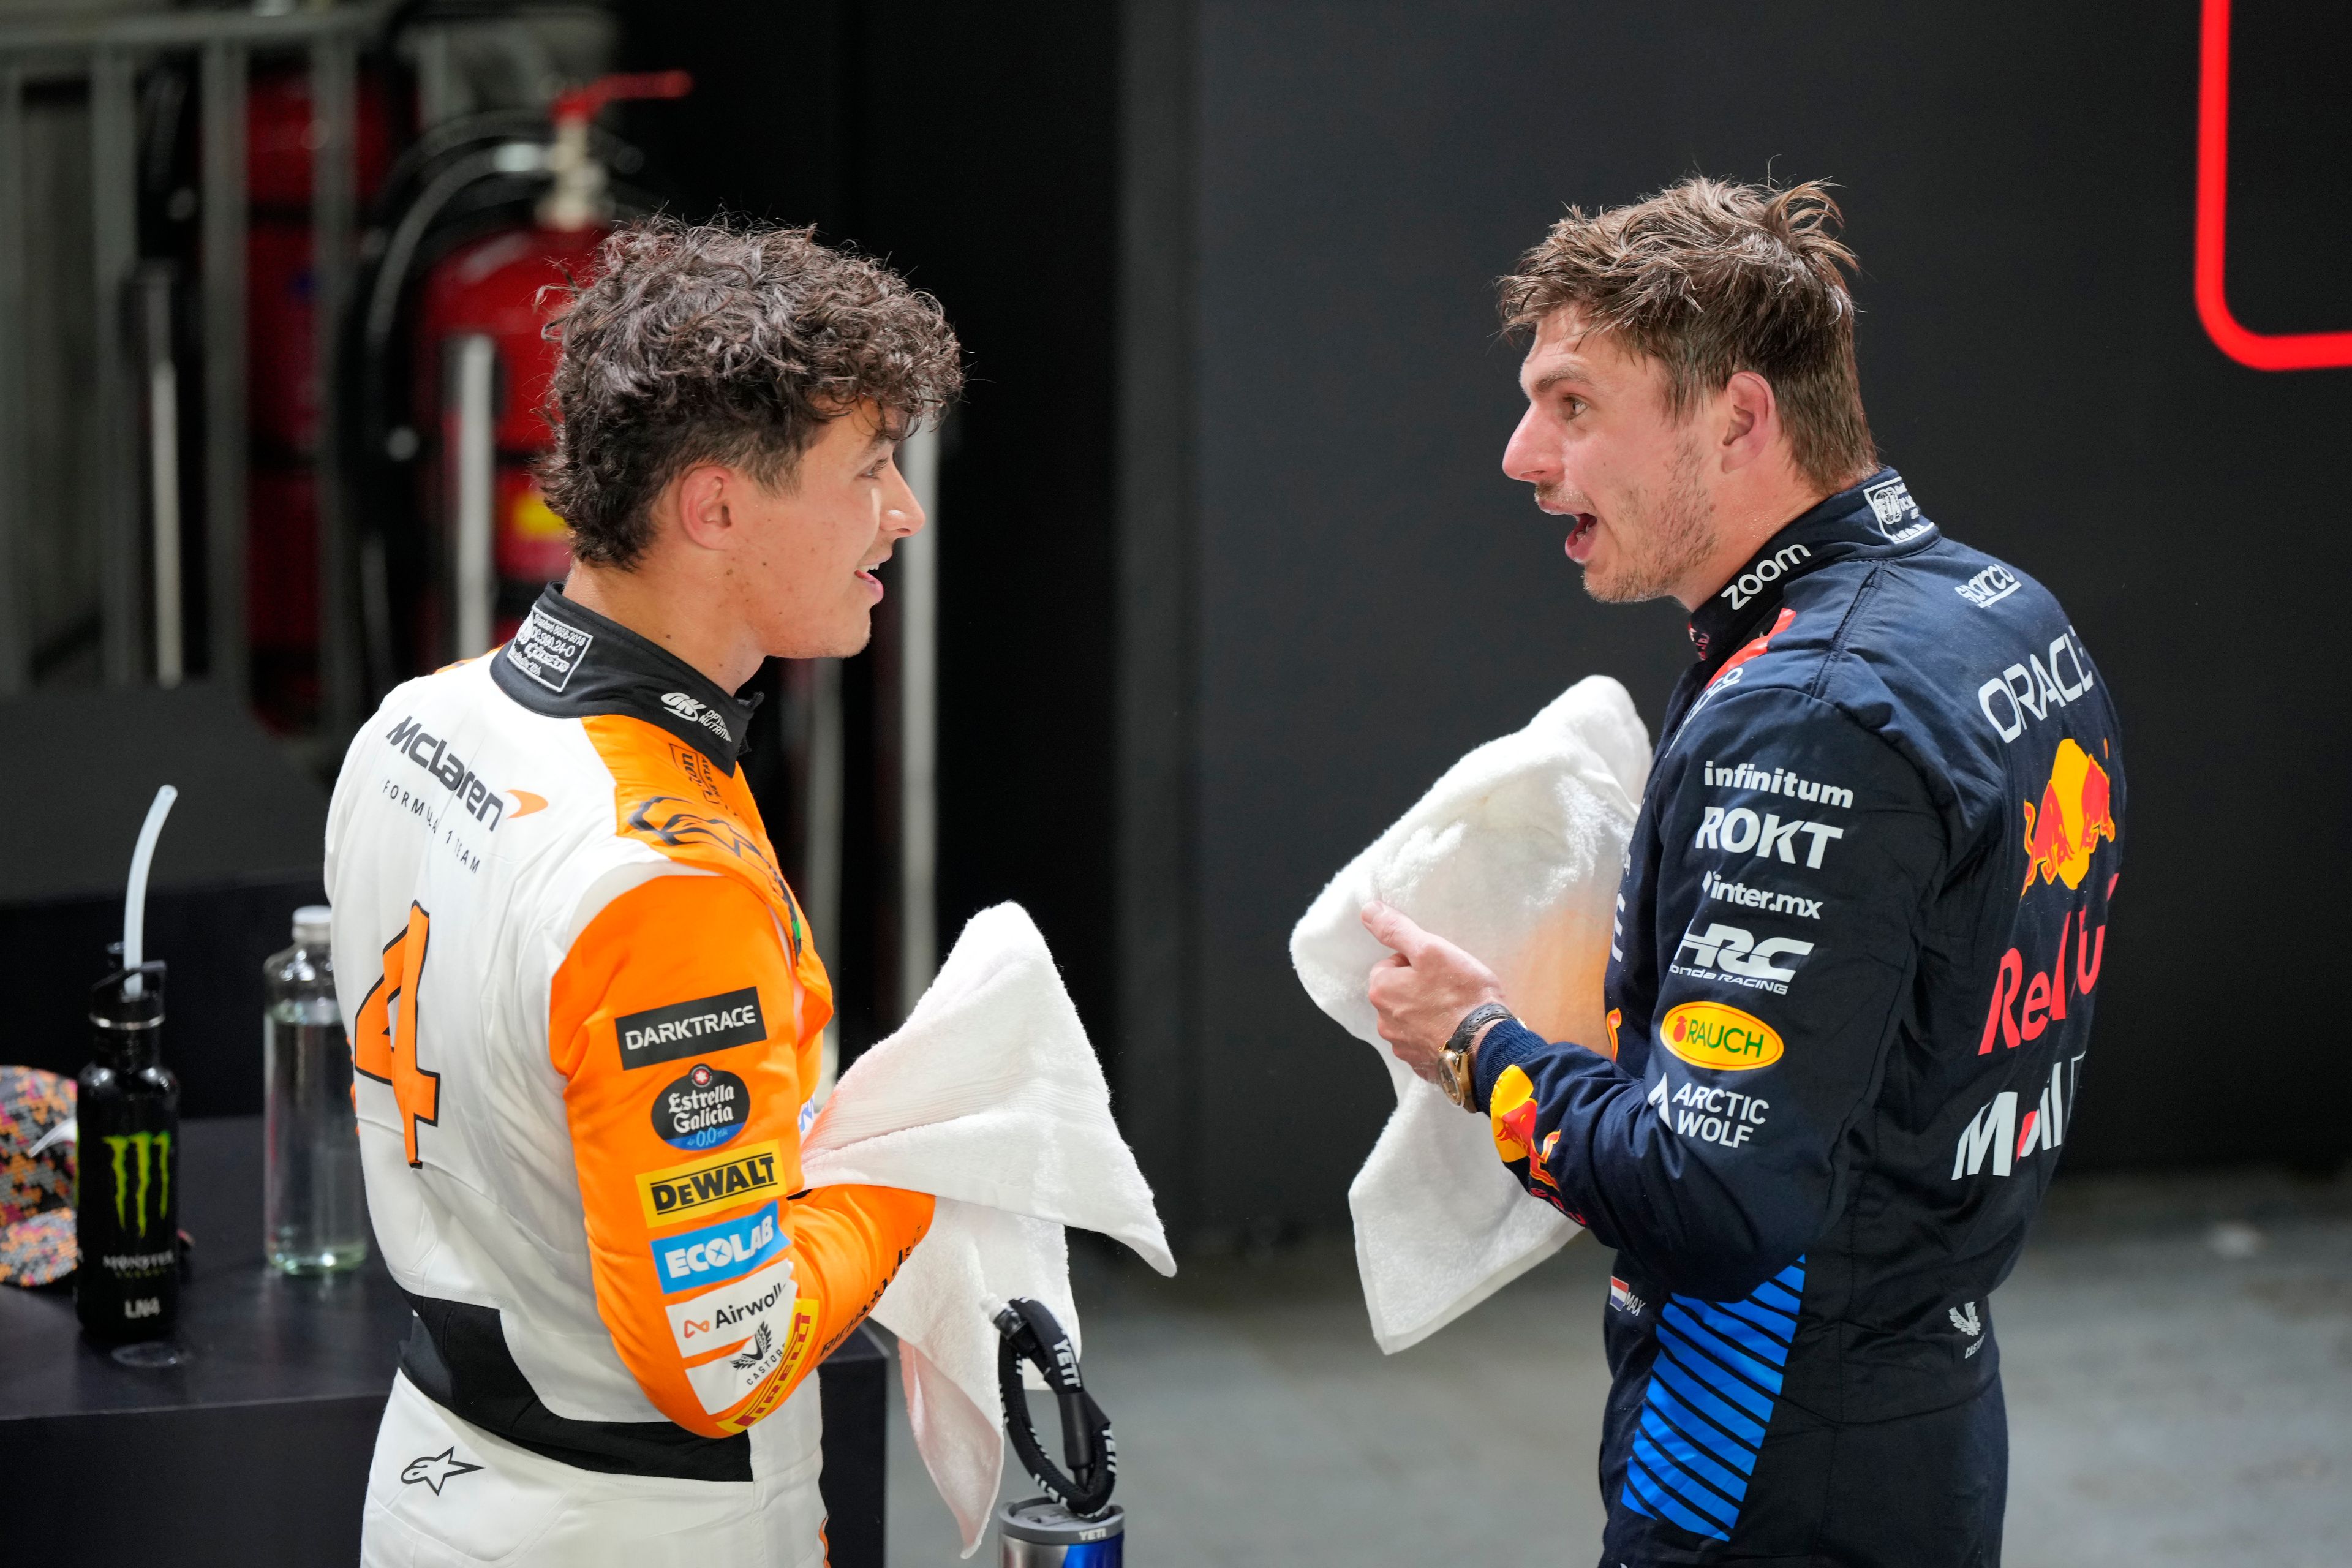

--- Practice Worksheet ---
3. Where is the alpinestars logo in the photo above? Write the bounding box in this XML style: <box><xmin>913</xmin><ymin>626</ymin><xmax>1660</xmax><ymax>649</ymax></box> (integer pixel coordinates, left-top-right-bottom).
<box><xmin>401</xmin><ymin>1447</ymin><xmax>484</xmax><ymax>1494</ymax></box>
<box><xmin>1671</xmin><ymin>922</ymin><xmax>1814</xmax><ymax>994</ymax></box>
<box><xmin>661</xmin><ymin>692</ymin><xmax>733</xmax><ymax>744</ymax></box>
<box><xmin>1948</xmin><ymin>1301</ymin><xmax>1985</xmax><ymax>1357</ymax></box>
<box><xmin>1955</xmin><ymin>564</ymin><xmax>2022</xmax><ymax>609</ymax></box>
<box><xmin>1952</xmin><ymin>1057</ymin><xmax>2082</xmax><ymax>1179</ymax></box>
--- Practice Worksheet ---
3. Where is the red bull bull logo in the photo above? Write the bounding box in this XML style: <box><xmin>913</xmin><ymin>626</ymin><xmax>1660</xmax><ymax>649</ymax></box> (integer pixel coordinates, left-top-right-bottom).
<box><xmin>1488</xmin><ymin>1065</ymin><xmax>1559</xmax><ymax>1189</ymax></box>
<box><xmin>2021</xmin><ymin>737</ymin><xmax>2116</xmax><ymax>895</ymax></box>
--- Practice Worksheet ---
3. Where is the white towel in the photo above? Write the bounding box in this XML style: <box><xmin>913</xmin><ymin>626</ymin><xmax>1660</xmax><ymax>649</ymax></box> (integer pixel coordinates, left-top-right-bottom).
<box><xmin>1289</xmin><ymin>676</ymin><xmax>1650</xmax><ymax>1353</ymax></box>
<box><xmin>799</xmin><ymin>903</ymin><xmax>1175</xmax><ymax>1556</ymax></box>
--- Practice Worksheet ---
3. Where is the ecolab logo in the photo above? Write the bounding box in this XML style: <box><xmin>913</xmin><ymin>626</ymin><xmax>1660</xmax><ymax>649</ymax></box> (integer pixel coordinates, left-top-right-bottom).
<box><xmin>1977</xmin><ymin>630</ymin><xmax>2097</xmax><ymax>744</ymax></box>
<box><xmin>1704</xmin><ymin>760</ymin><xmax>1852</xmax><ymax>810</ymax></box>
<box><xmin>1694</xmin><ymin>807</ymin><xmax>1844</xmax><ymax>868</ymax></box>
<box><xmin>1717</xmin><ymin>543</ymin><xmax>1812</xmax><ymax>611</ymax></box>
<box><xmin>1672</xmin><ymin>922</ymin><xmax>1814</xmax><ymax>993</ymax></box>
<box><xmin>1953</xmin><ymin>1058</ymin><xmax>2081</xmax><ymax>1178</ymax></box>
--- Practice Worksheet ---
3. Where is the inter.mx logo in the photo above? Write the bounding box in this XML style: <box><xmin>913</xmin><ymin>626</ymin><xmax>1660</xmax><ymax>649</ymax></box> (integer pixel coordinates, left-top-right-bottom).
<box><xmin>100</xmin><ymin>1131</ymin><xmax>172</xmax><ymax>1236</ymax></box>
<box><xmin>1952</xmin><ymin>1057</ymin><xmax>2082</xmax><ymax>1179</ymax></box>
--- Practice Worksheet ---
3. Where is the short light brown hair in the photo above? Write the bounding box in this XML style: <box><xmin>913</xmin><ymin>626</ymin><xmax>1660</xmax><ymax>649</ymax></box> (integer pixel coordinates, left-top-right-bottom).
<box><xmin>541</xmin><ymin>219</ymin><xmax>963</xmax><ymax>568</ymax></box>
<box><xmin>1499</xmin><ymin>177</ymin><xmax>1875</xmax><ymax>492</ymax></box>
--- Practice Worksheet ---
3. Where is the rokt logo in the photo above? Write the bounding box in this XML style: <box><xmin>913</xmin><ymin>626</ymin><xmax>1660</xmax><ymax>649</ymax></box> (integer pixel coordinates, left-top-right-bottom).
<box><xmin>1694</xmin><ymin>806</ymin><xmax>1844</xmax><ymax>868</ymax></box>
<box><xmin>1952</xmin><ymin>1058</ymin><xmax>2081</xmax><ymax>1179</ymax></box>
<box><xmin>2021</xmin><ymin>737</ymin><xmax>2117</xmax><ymax>895</ymax></box>
<box><xmin>1672</xmin><ymin>922</ymin><xmax>1814</xmax><ymax>994</ymax></box>
<box><xmin>1977</xmin><ymin>630</ymin><xmax>2098</xmax><ymax>744</ymax></box>
<box><xmin>1659</xmin><ymin>1001</ymin><xmax>1783</xmax><ymax>1071</ymax></box>
<box><xmin>99</xmin><ymin>1131</ymin><xmax>173</xmax><ymax>1237</ymax></box>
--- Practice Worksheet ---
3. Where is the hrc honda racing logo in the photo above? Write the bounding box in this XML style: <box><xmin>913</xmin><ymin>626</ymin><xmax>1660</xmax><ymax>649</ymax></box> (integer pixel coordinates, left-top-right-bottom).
<box><xmin>1672</xmin><ymin>922</ymin><xmax>1814</xmax><ymax>994</ymax></box>
<box><xmin>614</xmin><ymin>987</ymin><xmax>767</xmax><ymax>1071</ymax></box>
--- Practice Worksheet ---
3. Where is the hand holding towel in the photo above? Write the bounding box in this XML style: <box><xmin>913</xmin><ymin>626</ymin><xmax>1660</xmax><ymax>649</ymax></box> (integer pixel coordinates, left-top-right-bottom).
<box><xmin>1289</xmin><ymin>676</ymin><xmax>1649</xmax><ymax>1352</ymax></box>
<box><xmin>799</xmin><ymin>903</ymin><xmax>1174</xmax><ymax>1556</ymax></box>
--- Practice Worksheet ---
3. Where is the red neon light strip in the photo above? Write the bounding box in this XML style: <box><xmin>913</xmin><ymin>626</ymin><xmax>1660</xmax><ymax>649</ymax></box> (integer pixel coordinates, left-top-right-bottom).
<box><xmin>2195</xmin><ymin>0</ymin><xmax>2352</xmax><ymax>371</ymax></box>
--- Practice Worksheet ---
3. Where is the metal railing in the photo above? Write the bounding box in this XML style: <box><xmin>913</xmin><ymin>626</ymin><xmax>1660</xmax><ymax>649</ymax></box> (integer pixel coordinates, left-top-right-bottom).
<box><xmin>0</xmin><ymin>0</ymin><xmax>396</xmax><ymax>731</ymax></box>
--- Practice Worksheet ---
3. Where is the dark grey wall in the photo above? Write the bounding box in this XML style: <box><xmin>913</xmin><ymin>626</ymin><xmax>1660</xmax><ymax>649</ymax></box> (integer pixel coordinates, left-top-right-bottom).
<box><xmin>1130</xmin><ymin>0</ymin><xmax>2351</xmax><ymax>1239</ymax></box>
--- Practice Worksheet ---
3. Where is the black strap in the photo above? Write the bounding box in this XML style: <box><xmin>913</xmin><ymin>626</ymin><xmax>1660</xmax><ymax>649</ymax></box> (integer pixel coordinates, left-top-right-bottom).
<box><xmin>993</xmin><ymin>1297</ymin><xmax>1117</xmax><ymax>1517</ymax></box>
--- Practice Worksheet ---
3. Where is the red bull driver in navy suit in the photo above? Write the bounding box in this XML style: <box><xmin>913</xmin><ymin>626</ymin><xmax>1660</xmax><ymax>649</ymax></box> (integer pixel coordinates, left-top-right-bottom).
<box><xmin>1362</xmin><ymin>178</ymin><xmax>2123</xmax><ymax>1568</ymax></box>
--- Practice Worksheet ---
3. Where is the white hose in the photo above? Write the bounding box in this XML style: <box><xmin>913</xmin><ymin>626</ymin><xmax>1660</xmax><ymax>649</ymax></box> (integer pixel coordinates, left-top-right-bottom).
<box><xmin>121</xmin><ymin>785</ymin><xmax>178</xmax><ymax>1001</ymax></box>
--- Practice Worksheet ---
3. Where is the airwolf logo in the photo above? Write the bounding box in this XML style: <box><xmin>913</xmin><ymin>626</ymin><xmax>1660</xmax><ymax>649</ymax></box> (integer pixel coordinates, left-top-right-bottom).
<box><xmin>661</xmin><ymin>692</ymin><xmax>733</xmax><ymax>744</ymax></box>
<box><xmin>1955</xmin><ymin>564</ymin><xmax>2022</xmax><ymax>609</ymax></box>
<box><xmin>100</xmin><ymin>1131</ymin><xmax>173</xmax><ymax>1235</ymax></box>
<box><xmin>1864</xmin><ymin>475</ymin><xmax>1930</xmax><ymax>542</ymax></box>
<box><xmin>1717</xmin><ymin>543</ymin><xmax>1812</xmax><ymax>611</ymax></box>
<box><xmin>1671</xmin><ymin>922</ymin><xmax>1814</xmax><ymax>994</ymax></box>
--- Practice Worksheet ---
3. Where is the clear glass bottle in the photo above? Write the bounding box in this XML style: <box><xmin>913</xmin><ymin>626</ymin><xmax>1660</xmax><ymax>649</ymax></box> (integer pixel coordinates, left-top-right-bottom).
<box><xmin>264</xmin><ymin>906</ymin><xmax>370</xmax><ymax>1273</ymax></box>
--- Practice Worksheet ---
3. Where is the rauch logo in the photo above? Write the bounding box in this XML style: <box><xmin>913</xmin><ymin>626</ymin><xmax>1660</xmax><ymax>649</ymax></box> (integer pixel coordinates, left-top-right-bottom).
<box><xmin>1659</xmin><ymin>1002</ymin><xmax>1783</xmax><ymax>1071</ymax></box>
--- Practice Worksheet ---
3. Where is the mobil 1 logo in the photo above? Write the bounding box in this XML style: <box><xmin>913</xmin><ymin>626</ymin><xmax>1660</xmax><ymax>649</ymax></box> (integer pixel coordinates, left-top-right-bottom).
<box><xmin>614</xmin><ymin>987</ymin><xmax>767</xmax><ymax>1071</ymax></box>
<box><xmin>652</xmin><ymin>1063</ymin><xmax>750</xmax><ymax>1152</ymax></box>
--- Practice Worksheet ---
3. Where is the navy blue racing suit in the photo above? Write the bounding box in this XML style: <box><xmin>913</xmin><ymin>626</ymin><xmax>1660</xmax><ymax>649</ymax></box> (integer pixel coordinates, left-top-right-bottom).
<box><xmin>1471</xmin><ymin>470</ymin><xmax>2124</xmax><ymax>1566</ymax></box>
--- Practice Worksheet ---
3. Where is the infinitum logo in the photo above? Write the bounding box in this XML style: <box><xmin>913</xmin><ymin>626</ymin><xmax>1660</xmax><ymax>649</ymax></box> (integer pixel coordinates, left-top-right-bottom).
<box><xmin>1703</xmin><ymin>760</ymin><xmax>1853</xmax><ymax>810</ymax></box>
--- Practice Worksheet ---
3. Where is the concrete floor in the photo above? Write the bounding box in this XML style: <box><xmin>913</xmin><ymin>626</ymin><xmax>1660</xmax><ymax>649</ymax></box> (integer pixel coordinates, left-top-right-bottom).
<box><xmin>881</xmin><ymin>1169</ymin><xmax>2352</xmax><ymax>1566</ymax></box>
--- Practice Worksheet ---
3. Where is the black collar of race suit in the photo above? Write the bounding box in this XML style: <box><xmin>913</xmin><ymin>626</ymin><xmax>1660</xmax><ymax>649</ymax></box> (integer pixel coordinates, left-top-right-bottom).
<box><xmin>1684</xmin><ymin>467</ymin><xmax>1940</xmax><ymax>677</ymax></box>
<box><xmin>489</xmin><ymin>585</ymin><xmax>763</xmax><ymax>771</ymax></box>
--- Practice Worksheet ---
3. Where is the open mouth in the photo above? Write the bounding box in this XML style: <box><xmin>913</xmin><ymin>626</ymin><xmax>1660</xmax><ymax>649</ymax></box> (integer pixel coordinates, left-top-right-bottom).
<box><xmin>1565</xmin><ymin>513</ymin><xmax>1600</xmax><ymax>564</ymax></box>
<box><xmin>855</xmin><ymin>556</ymin><xmax>888</xmax><ymax>597</ymax></box>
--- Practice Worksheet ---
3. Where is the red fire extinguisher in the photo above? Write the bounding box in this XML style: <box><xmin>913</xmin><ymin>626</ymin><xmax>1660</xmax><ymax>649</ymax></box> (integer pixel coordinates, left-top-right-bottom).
<box><xmin>410</xmin><ymin>72</ymin><xmax>690</xmax><ymax>658</ymax></box>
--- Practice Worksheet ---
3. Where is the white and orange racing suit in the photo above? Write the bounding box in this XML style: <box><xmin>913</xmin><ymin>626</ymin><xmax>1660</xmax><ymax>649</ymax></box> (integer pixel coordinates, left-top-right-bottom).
<box><xmin>326</xmin><ymin>586</ymin><xmax>933</xmax><ymax>1567</ymax></box>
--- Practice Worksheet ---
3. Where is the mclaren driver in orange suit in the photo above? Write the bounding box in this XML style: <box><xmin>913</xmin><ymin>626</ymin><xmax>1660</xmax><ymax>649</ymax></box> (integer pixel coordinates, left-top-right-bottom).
<box><xmin>325</xmin><ymin>221</ymin><xmax>962</xmax><ymax>1567</ymax></box>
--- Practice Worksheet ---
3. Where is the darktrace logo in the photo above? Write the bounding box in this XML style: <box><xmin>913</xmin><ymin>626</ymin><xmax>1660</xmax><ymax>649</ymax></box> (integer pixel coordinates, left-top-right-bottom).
<box><xmin>401</xmin><ymin>1447</ymin><xmax>484</xmax><ymax>1494</ymax></box>
<box><xmin>100</xmin><ymin>1131</ymin><xmax>173</xmax><ymax>1235</ymax></box>
<box><xmin>614</xmin><ymin>987</ymin><xmax>767</xmax><ymax>1071</ymax></box>
<box><xmin>651</xmin><ymin>1063</ymin><xmax>750</xmax><ymax>1151</ymax></box>
<box><xmin>660</xmin><ymin>691</ymin><xmax>733</xmax><ymax>743</ymax></box>
<box><xmin>385</xmin><ymin>714</ymin><xmax>507</xmax><ymax>830</ymax></box>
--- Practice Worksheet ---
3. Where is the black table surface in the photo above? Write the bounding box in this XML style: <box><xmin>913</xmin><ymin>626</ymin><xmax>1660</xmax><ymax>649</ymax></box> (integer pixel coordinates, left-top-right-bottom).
<box><xmin>0</xmin><ymin>1115</ymin><xmax>414</xmax><ymax>1417</ymax></box>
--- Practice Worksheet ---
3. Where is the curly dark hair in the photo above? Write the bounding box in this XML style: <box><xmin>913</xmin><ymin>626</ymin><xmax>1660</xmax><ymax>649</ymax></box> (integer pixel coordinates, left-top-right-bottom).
<box><xmin>539</xmin><ymin>219</ymin><xmax>963</xmax><ymax>568</ymax></box>
<box><xmin>1499</xmin><ymin>177</ymin><xmax>1875</xmax><ymax>494</ymax></box>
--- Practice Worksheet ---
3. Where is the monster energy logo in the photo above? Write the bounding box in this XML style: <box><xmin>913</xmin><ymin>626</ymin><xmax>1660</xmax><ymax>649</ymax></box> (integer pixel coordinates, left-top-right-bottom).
<box><xmin>101</xmin><ymin>1131</ymin><xmax>173</xmax><ymax>1236</ymax></box>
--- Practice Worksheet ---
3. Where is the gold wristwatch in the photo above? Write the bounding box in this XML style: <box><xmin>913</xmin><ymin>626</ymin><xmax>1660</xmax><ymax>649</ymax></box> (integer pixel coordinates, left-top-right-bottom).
<box><xmin>1441</xmin><ymin>1003</ymin><xmax>1515</xmax><ymax>1109</ymax></box>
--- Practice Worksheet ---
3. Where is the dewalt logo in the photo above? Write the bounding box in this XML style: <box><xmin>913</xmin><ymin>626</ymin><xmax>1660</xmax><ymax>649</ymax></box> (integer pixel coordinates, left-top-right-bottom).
<box><xmin>637</xmin><ymin>1140</ymin><xmax>782</xmax><ymax>1226</ymax></box>
<box><xmin>100</xmin><ymin>1131</ymin><xmax>173</xmax><ymax>1236</ymax></box>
